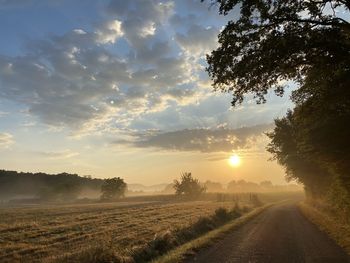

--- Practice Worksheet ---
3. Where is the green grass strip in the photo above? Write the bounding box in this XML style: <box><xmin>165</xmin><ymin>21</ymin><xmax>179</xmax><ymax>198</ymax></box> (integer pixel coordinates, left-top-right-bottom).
<box><xmin>152</xmin><ymin>204</ymin><xmax>272</xmax><ymax>263</ymax></box>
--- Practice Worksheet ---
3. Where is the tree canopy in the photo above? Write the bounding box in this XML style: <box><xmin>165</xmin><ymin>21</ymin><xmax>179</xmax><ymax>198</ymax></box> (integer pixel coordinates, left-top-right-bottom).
<box><xmin>204</xmin><ymin>0</ymin><xmax>350</xmax><ymax>106</ymax></box>
<box><xmin>0</xmin><ymin>170</ymin><xmax>103</xmax><ymax>201</ymax></box>
<box><xmin>100</xmin><ymin>177</ymin><xmax>127</xmax><ymax>201</ymax></box>
<box><xmin>173</xmin><ymin>172</ymin><xmax>206</xmax><ymax>199</ymax></box>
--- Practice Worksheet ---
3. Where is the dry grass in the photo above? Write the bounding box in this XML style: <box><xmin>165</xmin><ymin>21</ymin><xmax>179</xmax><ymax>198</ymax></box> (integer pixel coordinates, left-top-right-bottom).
<box><xmin>152</xmin><ymin>204</ymin><xmax>271</xmax><ymax>263</ymax></box>
<box><xmin>299</xmin><ymin>201</ymin><xmax>350</xmax><ymax>255</ymax></box>
<box><xmin>0</xmin><ymin>200</ymin><xmax>241</xmax><ymax>262</ymax></box>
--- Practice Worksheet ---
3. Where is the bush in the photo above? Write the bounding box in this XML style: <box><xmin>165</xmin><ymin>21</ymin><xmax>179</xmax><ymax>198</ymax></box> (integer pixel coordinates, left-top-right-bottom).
<box><xmin>152</xmin><ymin>230</ymin><xmax>176</xmax><ymax>252</ymax></box>
<box><xmin>214</xmin><ymin>207</ymin><xmax>231</xmax><ymax>222</ymax></box>
<box><xmin>192</xmin><ymin>217</ymin><xmax>216</xmax><ymax>234</ymax></box>
<box><xmin>250</xmin><ymin>194</ymin><xmax>263</xmax><ymax>207</ymax></box>
<box><xmin>132</xmin><ymin>231</ymin><xmax>176</xmax><ymax>262</ymax></box>
<box><xmin>230</xmin><ymin>204</ymin><xmax>243</xmax><ymax>219</ymax></box>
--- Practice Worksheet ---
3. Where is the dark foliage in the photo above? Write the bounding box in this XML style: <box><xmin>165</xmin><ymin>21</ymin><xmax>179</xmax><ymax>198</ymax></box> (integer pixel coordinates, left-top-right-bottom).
<box><xmin>100</xmin><ymin>177</ymin><xmax>127</xmax><ymax>201</ymax></box>
<box><xmin>203</xmin><ymin>0</ymin><xmax>350</xmax><ymax>106</ymax></box>
<box><xmin>0</xmin><ymin>170</ymin><xmax>103</xmax><ymax>201</ymax></box>
<box><xmin>173</xmin><ymin>172</ymin><xmax>206</xmax><ymax>199</ymax></box>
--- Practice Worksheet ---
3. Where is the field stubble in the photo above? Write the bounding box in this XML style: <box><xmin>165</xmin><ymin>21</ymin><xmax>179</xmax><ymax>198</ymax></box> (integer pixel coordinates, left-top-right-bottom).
<box><xmin>0</xmin><ymin>200</ymin><xmax>243</xmax><ymax>262</ymax></box>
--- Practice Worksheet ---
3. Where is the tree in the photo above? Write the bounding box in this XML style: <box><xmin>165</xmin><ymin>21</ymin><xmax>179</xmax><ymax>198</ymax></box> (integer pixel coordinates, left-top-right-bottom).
<box><xmin>260</xmin><ymin>181</ymin><xmax>273</xmax><ymax>188</ymax></box>
<box><xmin>173</xmin><ymin>173</ymin><xmax>206</xmax><ymax>199</ymax></box>
<box><xmin>57</xmin><ymin>182</ymin><xmax>81</xmax><ymax>201</ymax></box>
<box><xmin>267</xmin><ymin>101</ymin><xmax>350</xmax><ymax>206</ymax></box>
<box><xmin>204</xmin><ymin>180</ymin><xmax>224</xmax><ymax>192</ymax></box>
<box><xmin>202</xmin><ymin>0</ymin><xmax>350</xmax><ymax>106</ymax></box>
<box><xmin>100</xmin><ymin>177</ymin><xmax>127</xmax><ymax>201</ymax></box>
<box><xmin>266</xmin><ymin>110</ymin><xmax>333</xmax><ymax>197</ymax></box>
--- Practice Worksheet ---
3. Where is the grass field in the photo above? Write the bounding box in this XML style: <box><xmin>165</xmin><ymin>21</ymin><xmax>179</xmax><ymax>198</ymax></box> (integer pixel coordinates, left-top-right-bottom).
<box><xmin>0</xmin><ymin>192</ymin><xmax>304</xmax><ymax>262</ymax></box>
<box><xmin>0</xmin><ymin>200</ymin><xmax>244</xmax><ymax>262</ymax></box>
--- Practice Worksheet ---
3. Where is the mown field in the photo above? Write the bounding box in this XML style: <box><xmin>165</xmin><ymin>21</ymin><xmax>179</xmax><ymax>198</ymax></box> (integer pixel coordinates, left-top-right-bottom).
<box><xmin>0</xmin><ymin>199</ymin><xmax>243</xmax><ymax>262</ymax></box>
<box><xmin>0</xmin><ymin>192</ymin><xmax>304</xmax><ymax>262</ymax></box>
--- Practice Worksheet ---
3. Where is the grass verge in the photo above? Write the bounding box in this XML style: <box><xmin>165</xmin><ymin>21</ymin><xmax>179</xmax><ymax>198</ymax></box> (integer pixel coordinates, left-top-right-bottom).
<box><xmin>298</xmin><ymin>202</ymin><xmax>350</xmax><ymax>255</ymax></box>
<box><xmin>151</xmin><ymin>204</ymin><xmax>272</xmax><ymax>263</ymax></box>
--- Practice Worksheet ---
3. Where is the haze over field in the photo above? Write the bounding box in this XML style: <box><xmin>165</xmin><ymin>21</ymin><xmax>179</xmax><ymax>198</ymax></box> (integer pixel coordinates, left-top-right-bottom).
<box><xmin>0</xmin><ymin>0</ymin><xmax>295</xmax><ymax>185</ymax></box>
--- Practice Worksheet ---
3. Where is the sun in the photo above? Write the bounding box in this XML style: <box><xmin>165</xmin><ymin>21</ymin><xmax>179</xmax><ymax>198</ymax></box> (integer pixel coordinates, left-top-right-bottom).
<box><xmin>229</xmin><ymin>154</ymin><xmax>241</xmax><ymax>167</ymax></box>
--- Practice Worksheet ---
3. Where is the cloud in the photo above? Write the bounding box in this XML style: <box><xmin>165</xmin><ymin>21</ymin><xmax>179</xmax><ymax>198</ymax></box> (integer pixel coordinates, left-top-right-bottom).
<box><xmin>0</xmin><ymin>111</ymin><xmax>9</xmax><ymax>117</ymax></box>
<box><xmin>36</xmin><ymin>149</ymin><xmax>79</xmax><ymax>159</ymax></box>
<box><xmin>0</xmin><ymin>132</ymin><xmax>14</xmax><ymax>148</ymax></box>
<box><xmin>110</xmin><ymin>0</ymin><xmax>174</xmax><ymax>49</ymax></box>
<box><xmin>0</xmin><ymin>0</ymin><xmax>202</xmax><ymax>134</ymax></box>
<box><xmin>0</xmin><ymin>0</ymin><xmax>56</xmax><ymax>9</ymax></box>
<box><xmin>0</xmin><ymin>0</ymin><xmax>285</xmax><ymax>138</ymax></box>
<box><xmin>176</xmin><ymin>24</ymin><xmax>219</xmax><ymax>55</ymax></box>
<box><xmin>96</xmin><ymin>20</ymin><xmax>124</xmax><ymax>44</ymax></box>
<box><xmin>113</xmin><ymin>123</ymin><xmax>273</xmax><ymax>153</ymax></box>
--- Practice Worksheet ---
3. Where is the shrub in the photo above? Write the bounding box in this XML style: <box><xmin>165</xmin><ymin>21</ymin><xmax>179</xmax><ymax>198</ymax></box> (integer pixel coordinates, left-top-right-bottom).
<box><xmin>214</xmin><ymin>207</ymin><xmax>231</xmax><ymax>222</ymax></box>
<box><xmin>132</xmin><ymin>230</ymin><xmax>176</xmax><ymax>262</ymax></box>
<box><xmin>250</xmin><ymin>194</ymin><xmax>263</xmax><ymax>207</ymax></box>
<box><xmin>230</xmin><ymin>205</ymin><xmax>243</xmax><ymax>219</ymax></box>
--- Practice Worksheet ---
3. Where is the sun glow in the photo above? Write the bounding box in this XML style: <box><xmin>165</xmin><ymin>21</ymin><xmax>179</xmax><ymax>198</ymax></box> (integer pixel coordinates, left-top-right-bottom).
<box><xmin>229</xmin><ymin>154</ymin><xmax>241</xmax><ymax>167</ymax></box>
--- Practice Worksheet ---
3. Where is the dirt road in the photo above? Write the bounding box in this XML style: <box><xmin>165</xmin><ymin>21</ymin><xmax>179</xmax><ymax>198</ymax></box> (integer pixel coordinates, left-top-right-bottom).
<box><xmin>187</xmin><ymin>203</ymin><xmax>350</xmax><ymax>263</ymax></box>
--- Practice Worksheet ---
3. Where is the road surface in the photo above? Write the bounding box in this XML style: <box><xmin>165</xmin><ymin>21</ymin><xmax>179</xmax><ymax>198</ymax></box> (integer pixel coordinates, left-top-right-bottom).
<box><xmin>187</xmin><ymin>203</ymin><xmax>350</xmax><ymax>263</ymax></box>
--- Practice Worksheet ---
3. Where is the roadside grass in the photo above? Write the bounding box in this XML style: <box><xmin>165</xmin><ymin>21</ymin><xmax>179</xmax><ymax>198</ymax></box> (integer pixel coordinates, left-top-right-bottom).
<box><xmin>299</xmin><ymin>202</ymin><xmax>350</xmax><ymax>255</ymax></box>
<box><xmin>152</xmin><ymin>204</ymin><xmax>272</xmax><ymax>263</ymax></box>
<box><xmin>132</xmin><ymin>205</ymin><xmax>247</xmax><ymax>262</ymax></box>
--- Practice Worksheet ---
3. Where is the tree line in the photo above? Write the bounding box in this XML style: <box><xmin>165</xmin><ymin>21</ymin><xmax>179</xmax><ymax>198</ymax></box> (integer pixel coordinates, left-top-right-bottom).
<box><xmin>0</xmin><ymin>170</ymin><xmax>205</xmax><ymax>201</ymax></box>
<box><xmin>0</xmin><ymin>170</ymin><xmax>103</xmax><ymax>201</ymax></box>
<box><xmin>0</xmin><ymin>169</ymin><xmax>301</xmax><ymax>203</ymax></box>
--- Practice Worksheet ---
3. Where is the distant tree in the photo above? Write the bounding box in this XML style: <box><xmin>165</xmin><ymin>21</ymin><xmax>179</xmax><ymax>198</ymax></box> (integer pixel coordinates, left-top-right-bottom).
<box><xmin>38</xmin><ymin>179</ymin><xmax>81</xmax><ymax>201</ymax></box>
<box><xmin>100</xmin><ymin>177</ymin><xmax>127</xmax><ymax>201</ymax></box>
<box><xmin>260</xmin><ymin>181</ymin><xmax>273</xmax><ymax>188</ymax></box>
<box><xmin>0</xmin><ymin>170</ymin><xmax>104</xmax><ymax>202</ymax></box>
<box><xmin>173</xmin><ymin>173</ymin><xmax>206</xmax><ymax>199</ymax></box>
<box><xmin>204</xmin><ymin>180</ymin><xmax>224</xmax><ymax>192</ymax></box>
<box><xmin>227</xmin><ymin>179</ymin><xmax>259</xmax><ymax>193</ymax></box>
<box><xmin>56</xmin><ymin>182</ymin><xmax>81</xmax><ymax>201</ymax></box>
<box><xmin>161</xmin><ymin>183</ymin><xmax>176</xmax><ymax>194</ymax></box>
<box><xmin>38</xmin><ymin>186</ymin><xmax>57</xmax><ymax>201</ymax></box>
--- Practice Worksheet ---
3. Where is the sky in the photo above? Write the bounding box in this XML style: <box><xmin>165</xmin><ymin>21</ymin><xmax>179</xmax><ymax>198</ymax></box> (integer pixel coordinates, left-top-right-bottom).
<box><xmin>0</xmin><ymin>0</ymin><xmax>295</xmax><ymax>185</ymax></box>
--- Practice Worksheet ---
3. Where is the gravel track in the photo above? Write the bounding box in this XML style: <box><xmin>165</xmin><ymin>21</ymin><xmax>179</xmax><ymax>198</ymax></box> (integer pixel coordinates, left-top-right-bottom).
<box><xmin>187</xmin><ymin>203</ymin><xmax>350</xmax><ymax>263</ymax></box>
